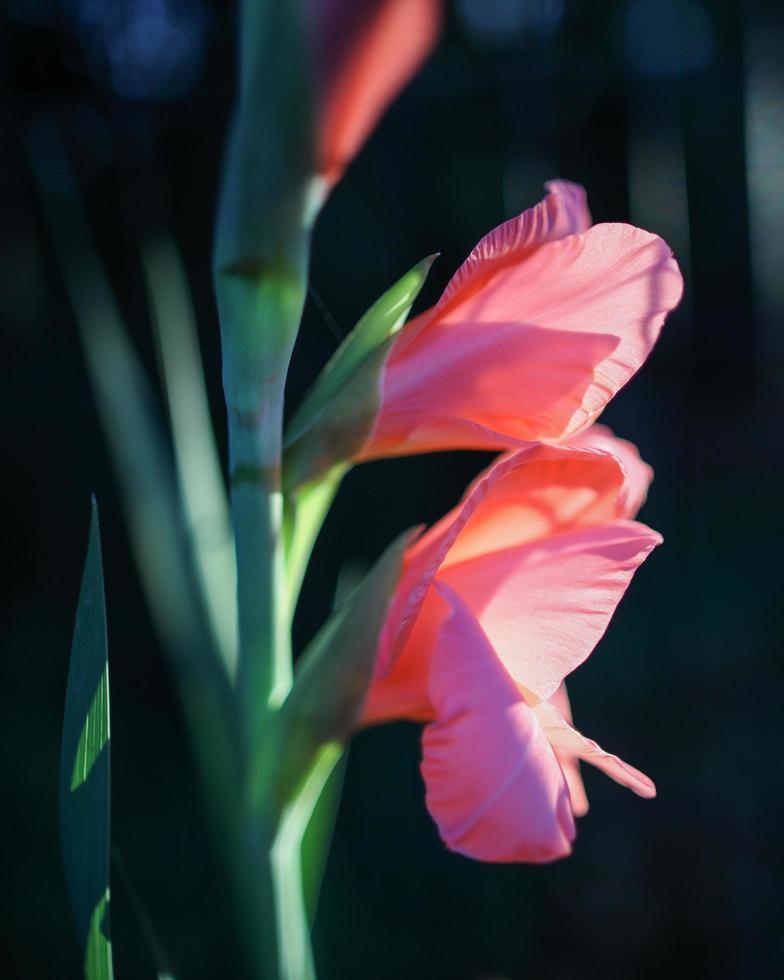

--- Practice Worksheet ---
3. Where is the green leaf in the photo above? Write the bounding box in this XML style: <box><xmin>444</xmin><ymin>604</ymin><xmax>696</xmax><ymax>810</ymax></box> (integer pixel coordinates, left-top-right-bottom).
<box><xmin>112</xmin><ymin>848</ymin><xmax>176</xmax><ymax>980</ymax></box>
<box><xmin>29</xmin><ymin>120</ymin><xmax>239</xmax><ymax>850</ymax></box>
<box><xmin>301</xmin><ymin>748</ymin><xmax>348</xmax><ymax>923</ymax></box>
<box><xmin>284</xmin><ymin>255</ymin><xmax>437</xmax><ymax>451</ymax></box>
<box><xmin>60</xmin><ymin>501</ymin><xmax>114</xmax><ymax>980</ymax></box>
<box><xmin>142</xmin><ymin>233</ymin><xmax>237</xmax><ymax>680</ymax></box>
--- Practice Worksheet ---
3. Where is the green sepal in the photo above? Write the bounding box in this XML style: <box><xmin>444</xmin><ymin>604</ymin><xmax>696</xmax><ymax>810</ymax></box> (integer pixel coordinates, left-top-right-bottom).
<box><xmin>60</xmin><ymin>501</ymin><xmax>114</xmax><ymax>980</ymax></box>
<box><xmin>268</xmin><ymin>530</ymin><xmax>412</xmax><ymax>810</ymax></box>
<box><xmin>283</xmin><ymin>255</ymin><xmax>437</xmax><ymax>488</ymax></box>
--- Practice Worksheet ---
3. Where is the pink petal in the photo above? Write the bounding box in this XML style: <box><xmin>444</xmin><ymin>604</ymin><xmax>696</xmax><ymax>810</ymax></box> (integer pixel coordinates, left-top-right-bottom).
<box><xmin>314</xmin><ymin>0</ymin><xmax>442</xmax><ymax>187</ymax></box>
<box><xmin>439</xmin><ymin>444</ymin><xmax>628</xmax><ymax>570</ymax></box>
<box><xmin>569</xmin><ymin>424</ymin><xmax>653</xmax><ymax>519</ymax></box>
<box><xmin>534</xmin><ymin>699</ymin><xmax>656</xmax><ymax>799</ymax></box>
<box><xmin>421</xmin><ymin>584</ymin><xmax>575</xmax><ymax>863</ymax></box>
<box><xmin>377</xmin><ymin>444</ymin><xmax>637</xmax><ymax>677</ymax></box>
<box><xmin>361</xmin><ymin>587</ymin><xmax>441</xmax><ymax>726</ymax></box>
<box><xmin>436</xmin><ymin>179</ymin><xmax>592</xmax><ymax>312</ymax></box>
<box><xmin>547</xmin><ymin>684</ymin><xmax>590</xmax><ymax>817</ymax></box>
<box><xmin>440</xmin><ymin>519</ymin><xmax>662</xmax><ymax>701</ymax></box>
<box><xmin>366</xmin><ymin>222</ymin><xmax>683</xmax><ymax>457</ymax></box>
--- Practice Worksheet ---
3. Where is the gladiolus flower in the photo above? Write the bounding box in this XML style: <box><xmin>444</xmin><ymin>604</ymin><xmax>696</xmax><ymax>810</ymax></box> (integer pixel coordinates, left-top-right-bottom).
<box><xmin>361</xmin><ymin>430</ymin><xmax>660</xmax><ymax>862</ymax></box>
<box><xmin>355</xmin><ymin>180</ymin><xmax>683</xmax><ymax>459</ymax></box>
<box><xmin>310</xmin><ymin>0</ymin><xmax>442</xmax><ymax>189</ymax></box>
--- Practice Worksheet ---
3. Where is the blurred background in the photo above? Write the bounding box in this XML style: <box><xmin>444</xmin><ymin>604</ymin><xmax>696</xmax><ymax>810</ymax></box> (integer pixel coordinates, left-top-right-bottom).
<box><xmin>2</xmin><ymin>1</ymin><xmax>782</xmax><ymax>977</ymax></box>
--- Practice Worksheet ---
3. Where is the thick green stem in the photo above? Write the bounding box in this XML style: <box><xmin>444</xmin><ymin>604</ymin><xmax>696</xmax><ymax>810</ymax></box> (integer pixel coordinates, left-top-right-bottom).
<box><xmin>217</xmin><ymin>263</ymin><xmax>308</xmax><ymax>721</ymax></box>
<box><xmin>213</xmin><ymin>1</ymin><xmax>332</xmax><ymax>975</ymax></box>
<box><xmin>217</xmin><ymin>270</ymin><xmax>307</xmax><ymax>979</ymax></box>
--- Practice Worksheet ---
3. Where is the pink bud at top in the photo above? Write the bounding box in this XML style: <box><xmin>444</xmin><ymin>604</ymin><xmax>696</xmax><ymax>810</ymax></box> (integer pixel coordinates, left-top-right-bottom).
<box><xmin>310</xmin><ymin>0</ymin><xmax>442</xmax><ymax>188</ymax></box>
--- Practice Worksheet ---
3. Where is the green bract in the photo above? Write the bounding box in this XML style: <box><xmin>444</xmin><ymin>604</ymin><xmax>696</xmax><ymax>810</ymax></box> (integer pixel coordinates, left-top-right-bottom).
<box><xmin>271</xmin><ymin>530</ymin><xmax>411</xmax><ymax>809</ymax></box>
<box><xmin>283</xmin><ymin>255</ymin><xmax>437</xmax><ymax>489</ymax></box>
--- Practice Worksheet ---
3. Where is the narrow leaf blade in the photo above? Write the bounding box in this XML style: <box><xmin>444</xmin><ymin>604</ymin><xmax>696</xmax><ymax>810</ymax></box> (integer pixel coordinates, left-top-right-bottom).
<box><xmin>60</xmin><ymin>501</ymin><xmax>114</xmax><ymax>980</ymax></box>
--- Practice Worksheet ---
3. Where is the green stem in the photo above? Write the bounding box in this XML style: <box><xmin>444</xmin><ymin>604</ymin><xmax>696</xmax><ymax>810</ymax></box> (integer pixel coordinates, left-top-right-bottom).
<box><xmin>212</xmin><ymin>2</ymin><xmax>332</xmax><ymax>974</ymax></box>
<box><xmin>217</xmin><ymin>271</ymin><xmax>307</xmax><ymax>979</ymax></box>
<box><xmin>217</xmin><ymin>268</ymin><xmax>306</xmax><ymax>718</ymax></box>
<box><xmin>215</xmin><ymin>176</ymin><xmax>314</xmax><ymax>980</ymax></box>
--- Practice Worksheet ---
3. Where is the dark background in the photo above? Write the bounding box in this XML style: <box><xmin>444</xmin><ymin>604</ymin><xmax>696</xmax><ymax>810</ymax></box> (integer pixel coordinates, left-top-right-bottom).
<box><xmin>2</xmin><ymin>1</ymin><xmax>782</xmax><ymax>978</ymax></box>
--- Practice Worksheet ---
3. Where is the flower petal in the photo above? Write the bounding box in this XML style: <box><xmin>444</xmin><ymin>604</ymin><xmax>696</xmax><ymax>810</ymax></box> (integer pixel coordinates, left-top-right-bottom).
<box><xmin>377</xmin><ymin>444</ymin><xmax>637</xmax><ymax>677</ymax></box>
<box><xmin>440</xmin><ymin>519</ymin><xmax>662</xmax><ymax>700</ymax></box>
<box><xmin>369</xmin><ymin>222</ymin><xmax>683</xmax><ymax>456</ymax></box>
<box><xmin>436</xmin><ymin>180</ymin><xmax>592</xmax><ymax>313</ymax></box>
<box><xmin>361</xmin><ymin>587</ymin><xmax>441</xmax><ymax>725</ymax></box>
<box><xmin>534</xmin><ymin>699</ymin><xmax>656</xmax><ymax>799</ymax></box>
<box><xmin>547</xmin><ymin>684</ymin><xmax>590</xmax><ymax>817</ymax></box>
<box><xmin>569</xmin><ymin>424</ymin><xmax>653</xmax><ymax>519</ymax></box>
<box><xmin>439</xmin><ymin>444</ymin><xmax>628</xmax><ymax>570</ymax></box>
<box><xmin>421</xmin><ymin>584</ymin><xmax>575</xmax><ymax>863</ymax></box>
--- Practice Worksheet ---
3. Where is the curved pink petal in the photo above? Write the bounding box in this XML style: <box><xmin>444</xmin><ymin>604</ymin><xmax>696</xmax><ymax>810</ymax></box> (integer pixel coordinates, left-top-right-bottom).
<box><xmin>439</xmin><ymin>444</ymin><xmax>629</xmax><ymax>570</ymax></box>
<box><xmin>421</xmin><ymin>585</ymin><xmax>574</xmax><ymax>863</ymax></box>
<box><xmin>376</xmin><ymin>444</ymin><xmax>638</xmax><ymax>679</ymax></box>
<box><xmin>534</xmin><ymin>699</ymin><xmax>656</xmax><ymax>799</ymax></box>
<box><xmin>361</xmin><ymin>587</ymin><xmax>441</xmax><ymax>726</ymax></box>
<box><xmin>547</xmin><ymin>684</ymin><xmax>589</xmax><ymax>817</ymax></box>
<box><xmin>372</xmin><ymin>465</ymin><xmax>492</xmax><ymax>677</ymax></box>
<box><xmin>440</xmin><ymin>519</ymin><xmax>662</xmax><ymax>701</ymax></box>
<box><xmin>569</xmin><ymin>424</ymin><xmax>653</xmax><ymax>519</ymax></box>
<box><xmin>313</xmin><ymin>0</ymin><xmax>442</xmax><ymax>187</ymax></box>
<box><xmin>436</xmin><ymin>179</ymin><xmax>592</xmax><ymax>313</ymax></box>
<box><xmin>363</xmin><ymin>221</ymin><xmax>683</xmax><ymax>458</ymax></box>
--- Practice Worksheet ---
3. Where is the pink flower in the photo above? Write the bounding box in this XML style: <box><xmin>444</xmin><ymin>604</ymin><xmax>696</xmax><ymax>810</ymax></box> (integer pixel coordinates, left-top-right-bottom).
<box><xmin>310</xmin><ymin>0</ymin><xmax>442</xmax><ymax>188</ymax></box>
<box><xmin>356</xmin><ymin>180</ymin><xmax>683</xmax><ymax>459</ymax></box>
<box><xmin>361</xmin><ymin>429</ymin><xmax>659</xmax><ymax>862</ymax></box>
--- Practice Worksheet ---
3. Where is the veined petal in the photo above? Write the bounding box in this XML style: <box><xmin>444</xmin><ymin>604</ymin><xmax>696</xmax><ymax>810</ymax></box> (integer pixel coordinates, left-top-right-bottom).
<box><xmin>440</xmin><ymin>519</ymin><xmax>662</xmax><ymax>700</ymax></box>
<box><xmin>377</xmin><ymin>444</ymin><xmax>639</xmax><ymax>676</ymax></box>
<box><xmin>534</xmin><ymin>699</ymin><xmax>656</xmax><ymax>799</ymax></box>
<box><xmin>421</xmin><ymin>585</ymin><xmax>574</xmax><ymax>863</ymax></box>
<box><xmin>438</xmin><ymin>444</ymin><xmax>628</xmax><ymax>570</ymax></box>
<box><xmin>367</xmin><ymin>222</ymin><xmax>683</xmax><ymax>457</ymax></box>
<box><xmin>436</xmin><ymin>179</ymin><xmax>592</xmax><ymax>313</ymax></box>
<box><xmin>569</xmin><ymin>424</ymin><xmax>653</xmax><ymax>519</ymax></box>
<box><xmin>374</xmin><ymin>450</ymin><xmax>527</xmax><ymax>675</ymax></box>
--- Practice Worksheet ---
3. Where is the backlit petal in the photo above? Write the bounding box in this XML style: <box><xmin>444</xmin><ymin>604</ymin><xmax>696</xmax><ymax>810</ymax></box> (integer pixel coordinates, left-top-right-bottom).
<box><xmin>436</xmin><ymin>179</ymin><xmax>592</xmax><ymax>313</ymax></box>
<box><xmin>569</xmin><ymin>424</ymin><xmax>653</xmax><ymax>519</ymax></box>
<box><xmin>440</xmin><ymin>519</ymin><xmax>662</xmax><ymax>700</ymax></box>
<box><xmin>378</xmin><ymin>445</ymin><xmax>640</xmax><ymax>675</ymax></box>
<box><xmin>439</xmin><ymin>444</ymin><xmax>628</xmax><ymax>570</ymax></box>
<box><xmin>368</xmin><ymin>222</ymin><xmax>683</xmax><ymax>456</ymax></box>
<box><xmin>421</xmin><ymin>585</ymin><xmax>574</xmax><ymax>863</ymax></box>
